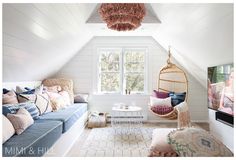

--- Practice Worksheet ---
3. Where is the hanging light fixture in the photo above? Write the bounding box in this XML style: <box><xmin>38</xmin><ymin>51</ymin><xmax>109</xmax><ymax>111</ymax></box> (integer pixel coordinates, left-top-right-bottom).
<box><xmin>99</xmin><ymin>3</ymin><xmax>146</xmax><ymax>31</ymax></box>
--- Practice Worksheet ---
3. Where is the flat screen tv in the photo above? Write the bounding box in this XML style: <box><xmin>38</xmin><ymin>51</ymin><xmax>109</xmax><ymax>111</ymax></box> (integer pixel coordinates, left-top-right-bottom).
<box><xmin>208</xmin><ymin>63</ymin><xmax>234</xmax><ymax>118</ymax></box>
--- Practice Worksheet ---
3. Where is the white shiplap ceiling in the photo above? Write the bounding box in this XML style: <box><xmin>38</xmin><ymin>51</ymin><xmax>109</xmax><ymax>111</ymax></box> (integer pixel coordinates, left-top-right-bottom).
<box><xmin>2</xmin><ymin>3</ymin><xmax>233</xmax><ymax>87</ymax></box>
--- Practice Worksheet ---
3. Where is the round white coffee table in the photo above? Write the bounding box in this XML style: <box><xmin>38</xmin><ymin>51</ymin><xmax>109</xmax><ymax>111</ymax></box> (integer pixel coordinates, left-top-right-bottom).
<box><xmin>111</xmin><ymin>105</ymin><xmax>143</xmax><ymax>134</ymax></box>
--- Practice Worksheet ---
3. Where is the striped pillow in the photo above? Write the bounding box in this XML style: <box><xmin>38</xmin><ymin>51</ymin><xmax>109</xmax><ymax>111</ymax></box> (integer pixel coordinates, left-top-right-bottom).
<box><xmin>2</xmin><ymin>102</ymin><xmax>39</xmax><ymax>120</ymax></box>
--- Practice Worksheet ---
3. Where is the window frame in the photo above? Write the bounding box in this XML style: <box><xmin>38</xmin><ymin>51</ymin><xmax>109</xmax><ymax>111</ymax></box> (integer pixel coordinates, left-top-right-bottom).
<box><xmin>97</xmin><ymin>47</ymin><xmax>148</xmax><ymax>95</ymax></box>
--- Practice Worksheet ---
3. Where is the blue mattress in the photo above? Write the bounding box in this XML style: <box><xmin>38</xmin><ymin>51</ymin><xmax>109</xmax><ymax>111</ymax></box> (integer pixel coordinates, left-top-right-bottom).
<box><xmin>39</xmin><ymin>103</ymin><xmax>88</xmax><ymax>133</ymax></box>
<box><xmin>2</xmin><ymin>120</ymin><xmax>62</xmax><ymax>157</ymax></box>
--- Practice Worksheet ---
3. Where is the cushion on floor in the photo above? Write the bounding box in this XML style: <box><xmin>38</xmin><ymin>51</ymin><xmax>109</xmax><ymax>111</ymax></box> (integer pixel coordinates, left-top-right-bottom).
<box><xmin>149</xmin><ymin>128</ymin><xmax>178</xmax><ymax>157</ymax></box>
<box><xmin>168</xmin><ymin>127</ymin><xmax>233</xmax><ymax>157</ymax></box>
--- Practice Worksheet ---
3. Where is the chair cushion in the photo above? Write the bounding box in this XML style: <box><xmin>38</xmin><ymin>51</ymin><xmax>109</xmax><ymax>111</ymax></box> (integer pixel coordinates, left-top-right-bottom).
<box><xmin>151</xmin><ymin>105</ymin><xmax>174</xmax><ymax>115</ymax></box>
<box><xmin>2</xmin><ymin>120</ymin><xmax>63</xmax><ymax>157</ymax></box>
<box><xmin>150</xmin><ymin>96</ymin><xmax>172</xmax><ymax>107</ymax></box>
<box><xmin>149</xmin><ymin>128</ymin><xmax>178</xmax><ymax>157</ymax></box>
<box><xmin>168</xmin><ymin>127</ymin><xmax>233</xmax><ymax>157</ymax></box>
<box><xmin>39</xmin><ymin>103</ymin><xmax>87</xmax><ymax>133</ymax></box>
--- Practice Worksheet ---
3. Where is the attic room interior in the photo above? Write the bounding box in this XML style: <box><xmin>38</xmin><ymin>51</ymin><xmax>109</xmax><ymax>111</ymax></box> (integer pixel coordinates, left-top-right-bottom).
<box><xmin>1</xmin><ymin>1</ymin><xmax>234</xmax><ymax>158</ymax></box>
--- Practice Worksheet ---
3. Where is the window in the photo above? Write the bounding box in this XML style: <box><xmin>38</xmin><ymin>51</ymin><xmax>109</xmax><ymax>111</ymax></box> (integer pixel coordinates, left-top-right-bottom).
<box><xmin>98</xmin><ymin>48</ymin><xmax>147</xmax><ymax>94</ymax></box>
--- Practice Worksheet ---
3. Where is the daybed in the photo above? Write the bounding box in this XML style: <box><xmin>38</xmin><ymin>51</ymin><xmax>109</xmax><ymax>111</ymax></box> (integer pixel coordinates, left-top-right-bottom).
<box><xmin>2</xmin><ymin>81</ymin><xmax>88</xmax><ymax>157</ymax></box>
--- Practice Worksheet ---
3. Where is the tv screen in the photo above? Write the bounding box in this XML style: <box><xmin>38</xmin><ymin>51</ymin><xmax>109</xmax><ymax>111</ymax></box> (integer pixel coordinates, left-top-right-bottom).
<box><xmin>208</xmin><ymin>63</ymin><xmax>234</xmax><ymax>116</ymax></box>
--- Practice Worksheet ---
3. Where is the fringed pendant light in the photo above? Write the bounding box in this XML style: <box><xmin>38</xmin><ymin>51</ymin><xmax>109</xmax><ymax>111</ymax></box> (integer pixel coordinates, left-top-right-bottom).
<box><xmin>99</xmin><ymin>3</ymin><xmax>146</xmax><ymax>31</ymax></box>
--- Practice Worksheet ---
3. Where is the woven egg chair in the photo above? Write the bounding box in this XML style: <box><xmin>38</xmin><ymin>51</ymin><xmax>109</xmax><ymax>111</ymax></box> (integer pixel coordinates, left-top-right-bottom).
<box><xmin>150</xmin><ymin>48</ymin><xmax>188</xmax><ymax>120</ymax></box>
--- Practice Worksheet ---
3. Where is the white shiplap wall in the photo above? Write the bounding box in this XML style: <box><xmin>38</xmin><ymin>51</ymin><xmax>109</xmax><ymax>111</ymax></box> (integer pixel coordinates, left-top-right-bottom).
<box><xmin>54</xmin><ymin>36</ymin><xmax>208</xmax><ymax>122</ymax></box>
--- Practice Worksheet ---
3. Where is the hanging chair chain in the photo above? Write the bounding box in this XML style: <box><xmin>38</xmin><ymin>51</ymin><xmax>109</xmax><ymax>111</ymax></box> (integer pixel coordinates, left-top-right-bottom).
<box><xmin>167</xmin><ymin>46</ymin><xmax>172</xmax><ymax>65</ymax></box>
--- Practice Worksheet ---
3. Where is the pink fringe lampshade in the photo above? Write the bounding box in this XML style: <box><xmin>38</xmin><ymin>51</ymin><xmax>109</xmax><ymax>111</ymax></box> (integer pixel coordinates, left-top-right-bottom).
<box><xmin>99</xmin><ymin>3</ymin><xmax>146</xmax><ymax>31</ymax></box>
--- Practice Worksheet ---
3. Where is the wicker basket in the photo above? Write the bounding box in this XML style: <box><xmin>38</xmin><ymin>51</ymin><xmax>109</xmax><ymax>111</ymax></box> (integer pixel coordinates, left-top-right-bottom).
<box><xmin>87</xmin><ymin>113</ymin><xmax>107</xmax><ymax>128</ymax></box>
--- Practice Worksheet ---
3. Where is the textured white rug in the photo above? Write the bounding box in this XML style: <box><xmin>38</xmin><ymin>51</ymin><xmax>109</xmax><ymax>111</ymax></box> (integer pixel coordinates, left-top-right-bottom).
<box><xmin>77</xmin><ymin>127</ymin><xmax>154</xmax><ymax>157</ymax></box>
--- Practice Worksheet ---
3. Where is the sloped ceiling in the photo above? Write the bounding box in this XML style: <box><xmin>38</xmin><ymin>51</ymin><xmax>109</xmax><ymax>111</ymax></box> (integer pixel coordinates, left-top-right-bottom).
<box><xmin>2</xmin><ymin>3</ymin><xmax>233</xmax><ymax>86</ymax></box>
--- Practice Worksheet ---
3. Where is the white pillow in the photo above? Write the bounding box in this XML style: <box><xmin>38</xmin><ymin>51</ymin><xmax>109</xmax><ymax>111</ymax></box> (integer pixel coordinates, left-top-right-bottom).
<box><xmin>150</xmin><ymin>96</ymin><xmax>172</xmax><ymax>107</ymax></box>
<box><xmin>2</xmin><ymin>115</ymin><xmax>15</xmax><ymax>144</ymax></box>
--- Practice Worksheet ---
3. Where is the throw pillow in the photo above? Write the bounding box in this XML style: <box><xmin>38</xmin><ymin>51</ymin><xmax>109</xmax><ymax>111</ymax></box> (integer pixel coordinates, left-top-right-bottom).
<box><xmin>74</xmin><ymin>93</ymin><xmax>89</xmax><ymax>103</ymax></box>
<box><xmin>175</xmin><ymin>102</ymin><xmax>191</xmax><ymax>128</ymax></box>
<box><xmin>44</xmin><ymin>85</ymin><xmax>62</xmax><ymax>93</ymax></box>
<box><xmin>2</xmin><ymin>90</ymin><xmax>18</xmax><ymax>104</ymax></box>
<box><xmin>59</xmin><ymin>91</ymin><xmax>71</xmax><ymax>106</ymax></box>
<box><xmin>149</xmin><ymin>128</ymin><xmax>178</xmax><ymax>157</ymax></box>
<box><xmin>150</xmin><ymin>96</ymin><xmax>172</xmax><ymax>107</ymax></box>
<box><xmin>46</xmin><ymin>91</ymin><xmax>67</xmax><ymax>111</ymax></box>
<box><xmin>7</xmin><ymin>108</ymin><xmax>34</xmax><ymax>135</ymax></box>
<box><xmin>168</xmin><ymin>127</ymin><xmax>233</xmax><ymax>157</ymax></box>
<box><xmin>16</xmin><ymin>85</ymin><xmax>44</xmax><ymax>94</ymax></box>
<box><xmin>24</xmin><ymin>84</ymin><xmax>44</xmax><ymax>94</ymax></box>
<box><xmin>18</xmin><ymin>93</ymin><xmax>52</xmax><ymax>115</ymax></box>
<box><xmin>3</xmin><ymin>102</ymin><xmax>40</xmax><ymax>120</ymax></box>
<box><xmin>169</xmin><ymin>92</ymin><xmax>186</xmax><ymax>106</ymax></box>
<box><xmin>2</xmin><ymin>115</ymin><xmax>15</xmax><ymax>144</ymax></box>
<box><xmin>153</xmin><ymin>90</ymin><xmax>169</xmax><ymax>99</ymax></box>
<box><xmin>151</xmin><ymin>105</ymin><xmax>174</xmax><ymax>115</ymax></box>
<box><xmin>42</xmin><ymin>78</ymin><xmax>74</xmax><ymax>104</ymax></box>
<box><xmin>3</xmin><ymin>88</ymin><xmax>10</xmax><ymax>94</ymax></box>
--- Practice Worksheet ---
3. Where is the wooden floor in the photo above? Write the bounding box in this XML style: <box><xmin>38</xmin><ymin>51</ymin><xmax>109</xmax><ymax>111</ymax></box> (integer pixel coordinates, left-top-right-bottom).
<box><xmin>66</xmin><ymin>122</ymin><xmax>209</xmax><ymax>157</ymax></box>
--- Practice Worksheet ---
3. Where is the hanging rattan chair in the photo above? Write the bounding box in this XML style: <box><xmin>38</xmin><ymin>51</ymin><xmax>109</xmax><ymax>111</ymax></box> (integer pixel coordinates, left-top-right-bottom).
<box><xmin>150</xmin><ymin>48</ymin><xmax>188</xmax><ymax>120</ymax></box>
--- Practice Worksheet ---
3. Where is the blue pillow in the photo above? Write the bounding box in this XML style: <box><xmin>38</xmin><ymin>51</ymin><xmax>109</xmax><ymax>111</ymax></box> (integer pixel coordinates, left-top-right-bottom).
<box><xmin>2</xmin><ymin>102</ymin><xmax>39</xmax><ymax>120</ymax></box>
<box><xmin>169</xmin><ymin>92</ymin><xmax>186</xmax><ymax>106</ymax></box>
<box><xmin>3</xmin><ymin>88</ymin><xmax>10</xmax><ymax>94</ymax></box>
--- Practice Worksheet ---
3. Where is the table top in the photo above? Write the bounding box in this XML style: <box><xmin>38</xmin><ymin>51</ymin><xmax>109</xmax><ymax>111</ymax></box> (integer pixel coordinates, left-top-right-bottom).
<box><xmin>112</xmin><ymin>106</ymin><xmax>142</xmax><ymax>112</ymax></box>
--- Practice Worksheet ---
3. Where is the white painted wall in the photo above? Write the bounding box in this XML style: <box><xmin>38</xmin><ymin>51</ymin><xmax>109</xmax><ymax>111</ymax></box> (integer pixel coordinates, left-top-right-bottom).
<box><xmin>208</xmin><ymin>109</ymin><xmax>234</xmax><ymax>152</ymax></box>
<box><xmin>54</xmin><ymin>36</ymin><xmax>208</xmax><ymax>122</ymax></box>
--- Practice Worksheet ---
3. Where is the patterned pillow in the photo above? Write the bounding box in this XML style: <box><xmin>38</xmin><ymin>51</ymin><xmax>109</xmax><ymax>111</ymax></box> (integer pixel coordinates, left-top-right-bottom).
<box><xmin>149</xmin><ymin>128</ymin><xmax>178</xmax><ymax>157</ymax></box>
<box><xmin>3</xmin><ymin>102</ymin><xmax>40</xmax><ymax>120</ymax></box>
<box><xmin>153</xmin><ymin>90</ymin><xmax>169</xmax><ymax>99</ymax></box>
<box><xmin>151</xmin><ymin>105</ymin><xmax>174</xmax><ymax>115</ymax></box>
<box><xmin>18</xmin><ymin>93</ymin><xmax>52</xmax><ymax>115</ymax></box>
<box><xmin>169</xmin><ymin>92</ymin><xmax>186</xmax><ymax>106</ymax></box>
<box><xmin>168</xmin><ymin>127</ymin><xmax>233</xmax><ymax>157</ymax></box>
<box><xmin>7</xmin><ymin>108</ymin><xmax>34</xmax><ymax>135</ymax></box>
<box><xmin>2</xmin><ymin>90</ymin><xmax>18</xmax><ymax>104</ymax></box>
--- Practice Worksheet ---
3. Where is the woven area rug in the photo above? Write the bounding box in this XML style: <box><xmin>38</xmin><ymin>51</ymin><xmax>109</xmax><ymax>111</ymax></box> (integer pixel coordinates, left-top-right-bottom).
<box><xmin>77</xmin><ymin>127</ymin><xmax>155</xmax><ymax>157</ymax></box>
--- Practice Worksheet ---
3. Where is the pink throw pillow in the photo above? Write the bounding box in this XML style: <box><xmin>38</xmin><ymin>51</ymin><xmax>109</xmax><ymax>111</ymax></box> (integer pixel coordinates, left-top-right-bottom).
<box><xmin>153</xmin><ymin>90</ymin><xmax>169</xmax><ymax>99</ymax></box>
<box><xmin>151</xmin><ymin>105</ymin><xmax>174</xmax><ymax>115</ymax></box>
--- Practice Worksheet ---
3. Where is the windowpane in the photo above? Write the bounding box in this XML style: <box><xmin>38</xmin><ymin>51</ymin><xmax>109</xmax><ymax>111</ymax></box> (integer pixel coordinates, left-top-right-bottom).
<box><xmin>101</xmin><ymin>73</ymin><xmax>120</xmax><ymax>92</ymax></box>
<box><xmin>100</xmin><ymin>52</ymin><xmax>120</xmax><ymax>71</ymax></box>
<box><xmin>125</xmin><ymin>51</ymin><xmax>145</xmax><ymax>62</ymax></box>
<box><xmin>125</xmin><ymin>73</ymin><xmax>144</xmax><ymax>92</ymax></box>
<box><xmin>125</xmin><ymin>62</ymin><xmax>144</xmax><ymax>72</ymax></box>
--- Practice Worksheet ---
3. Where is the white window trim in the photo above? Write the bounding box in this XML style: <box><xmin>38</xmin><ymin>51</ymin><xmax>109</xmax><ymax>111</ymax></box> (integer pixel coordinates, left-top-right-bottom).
<box><xmin>95</xmin><ymin>47</ymin><xmax>148</xmax><ymax>95</ymax></box>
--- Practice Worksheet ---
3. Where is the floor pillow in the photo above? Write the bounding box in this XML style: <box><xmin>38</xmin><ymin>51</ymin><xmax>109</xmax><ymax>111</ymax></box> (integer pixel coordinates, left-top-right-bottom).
<box><xmin>149</xmin><ymin>128</ymin><xmax>178</xmax><ymax>157</ymax></box>
<box><xmin>168</xmin><ymin>127</ymin><xmax>233</xmax><ymax>157</ymax></box>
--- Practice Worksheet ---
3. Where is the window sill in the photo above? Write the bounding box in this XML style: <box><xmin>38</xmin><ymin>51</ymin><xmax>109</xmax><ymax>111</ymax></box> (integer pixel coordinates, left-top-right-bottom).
<box><xmin>92</xmin><ymin>93</ymin><xmax>151</xmax><ymax>96</ymax></box>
